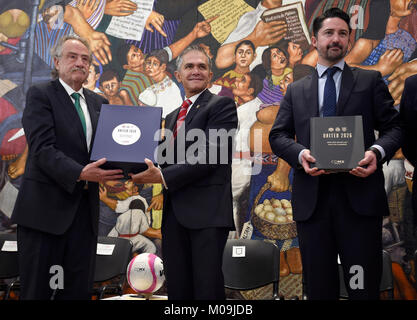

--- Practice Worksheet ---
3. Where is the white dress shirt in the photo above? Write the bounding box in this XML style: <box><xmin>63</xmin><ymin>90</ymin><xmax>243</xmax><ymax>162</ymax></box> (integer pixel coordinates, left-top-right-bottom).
<box><xmin>59</xmin><ymin>78</ymin><xmax>93</xmax><ymax>150</ymax></box>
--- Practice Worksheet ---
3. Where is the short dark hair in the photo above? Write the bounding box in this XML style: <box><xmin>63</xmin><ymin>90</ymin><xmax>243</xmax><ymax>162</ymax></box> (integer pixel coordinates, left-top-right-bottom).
<box><xmin>248</xmin><ymin>72</ymin><xmax>263</xmax><ymax>97</ymax></box>
<box><xmin>147</xmin><ymin>49</ymin><xmax>169</xmax><ymax>66</ymax></box>
<box><xmin>99</xmin><ymin>69</ymin><xmax>119</xmax><ymax>86</ymax></box>
<box><xmin>234</xmin><ymin>40</ymin><xmax>256</xmax><ymax>55</ymax></box>
<box><xmin>312</xmin><ymin>7</ymin><xmax>351</xmax><ymax>36</ymax></box>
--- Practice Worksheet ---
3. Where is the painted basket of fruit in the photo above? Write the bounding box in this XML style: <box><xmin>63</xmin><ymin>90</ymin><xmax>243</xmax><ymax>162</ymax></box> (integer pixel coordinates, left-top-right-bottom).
<box><xmin>251</xmin><ymin>182</ymin><xmax>297</xmax><ymax>240</ymax></box>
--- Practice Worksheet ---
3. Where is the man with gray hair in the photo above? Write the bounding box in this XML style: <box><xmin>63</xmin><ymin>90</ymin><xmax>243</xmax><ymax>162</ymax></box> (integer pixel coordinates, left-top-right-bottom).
<box><xmin>130</xmin><ymin>45</ymin><xmax>238</xmax><ymax>299</ymax></box>
<box><xmin>11</xmin><ymin>35</ymin><xmax>123</xmax><ymax>300</ymax></box>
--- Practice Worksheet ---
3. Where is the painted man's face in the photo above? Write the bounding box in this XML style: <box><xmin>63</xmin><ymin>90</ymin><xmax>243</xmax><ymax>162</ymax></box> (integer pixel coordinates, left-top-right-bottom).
<box><xmin>127</xmin><ymin>45</ymin><xmax>145</xmax><ymax>68</ymax></box>
<box><xmin>145</xmin><ymin>56</ymin><xmax>165</xmax><ymax>80</ymax></box>
<box><xmin>279</xmin><ymin>72</ymin><xmax>293</xmax><ymax>95</ymax></box>
<box><xmin>232</xmin><ymin>74</ymin><xmax>253</xmax><ymax>98</ymax></box>
<box><xmin>235</xmin><ymin>44</ymin><xmax>256</xmax><ymax>68</ymax></box>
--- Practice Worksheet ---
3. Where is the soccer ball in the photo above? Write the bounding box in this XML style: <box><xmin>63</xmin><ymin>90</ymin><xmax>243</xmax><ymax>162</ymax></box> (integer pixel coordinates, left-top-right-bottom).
<box><xmin>126</xmin><ymin>253</ymin><xmax>165</xmax><ymax>294</ymax></box>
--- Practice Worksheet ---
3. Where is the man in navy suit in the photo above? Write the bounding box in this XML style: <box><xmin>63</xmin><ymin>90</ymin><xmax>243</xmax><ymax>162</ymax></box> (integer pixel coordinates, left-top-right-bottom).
<box><xmin>269</xmin><ymin>8</ymin><xmax>402</xmax><ymax>299</ymax></box>
<box><xmin>400</xmin><ymin>75</ymin><xmax>417</xmax><ymax>230</ymax></box>
<box><xmin>130</xmin><ymin>45</ymin><xmax>238</xmax><ymax>299</ymax></box>
<box><xmin>12</xmin><ymin>35</ymin><xmax>123</xmax><ymax>300</ymax></box>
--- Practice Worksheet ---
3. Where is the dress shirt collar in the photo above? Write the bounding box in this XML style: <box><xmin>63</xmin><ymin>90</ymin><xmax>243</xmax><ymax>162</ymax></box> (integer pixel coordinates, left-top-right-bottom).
<box><xmin>186</xmin><ymin>89</ymin><xmax>206</xmax><ymax>106</ymax></box>
<box><xmin>317</xmin><ymin>59</ymin><xmax>345</xmax><ymax>78</ymax></box>
<box><xmin>59</xmin><ymin>78</ymin><xmax>85</xmax><ymax>100</ymax></box>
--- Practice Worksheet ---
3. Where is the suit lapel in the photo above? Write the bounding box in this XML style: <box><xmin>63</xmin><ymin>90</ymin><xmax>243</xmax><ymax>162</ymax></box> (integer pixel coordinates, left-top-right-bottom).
<box><xmin>185</xmin><ymin>89</ymin><xmax>211</xmax><ymax>126</ymax></box>
<box><xmin>166</xmin><ymin>89</ymin><xmax>212</xmax><ymax>138</ymax></box>
<box><xmin>336</xmin><ymin>63</ymin><xmax>355</xmax><ymax>115</ymax></box>
<box><xmin>164</xmin><ymin>108</ymin><xmax>179</xmax><ymax>136</ymax></box>
<box><xmin>84</xmin><ymin>89</ymin><xmax>99</xmax><ymax>133</ymax></box>
<box><xmin>304</xmin><ymin>70</ymin><xmax>320</xmax><ymax>118</ymax></box>
<box><xmin>53</xmin><ymin>79</ymin><xmax>88</xmax><ymax>151</ymax></box>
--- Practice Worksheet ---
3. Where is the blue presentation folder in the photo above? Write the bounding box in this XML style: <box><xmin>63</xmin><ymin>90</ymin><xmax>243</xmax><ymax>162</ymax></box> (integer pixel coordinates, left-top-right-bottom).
<box><xmin>90</xmin><ymin>104</ymin><xmax>162</xmax><ymax>176</ymax></box>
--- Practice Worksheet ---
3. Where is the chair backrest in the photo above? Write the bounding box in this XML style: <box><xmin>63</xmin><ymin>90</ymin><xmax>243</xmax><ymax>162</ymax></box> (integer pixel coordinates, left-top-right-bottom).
<box><xmin>94</xmin><ymin>236</ymin><xmax>133</xmax><ymax>282</ymax></box>
<box><xmin>222</xmin><ymin>239</ymin><xmax>280</xmax><ymax>292</ymax></box>
<box><xmin>339</xmin><ymin>249</ymin><xmax>393</xmax><ymax>299</ymax></box>
<box><xmin>0</xmin><ymin>233</ymin><xmax>19</xmax><ymax>279</ymax></box>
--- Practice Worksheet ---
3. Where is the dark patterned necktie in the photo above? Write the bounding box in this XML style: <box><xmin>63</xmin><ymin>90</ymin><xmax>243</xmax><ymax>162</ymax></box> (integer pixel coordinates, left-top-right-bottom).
<box><xmin>71</xmin><ymin>92</ymin><xmax>86</xmax><ymax>135</ymax></box>
<box><xmin>322</xmin><ymin>66</ymin><xmax>339</xmax><ymax>117</ymax></box>
<box><xmin>173</xmin><ymin>99</ymin><xmax>192</xmax><ymax>139</ymax></box>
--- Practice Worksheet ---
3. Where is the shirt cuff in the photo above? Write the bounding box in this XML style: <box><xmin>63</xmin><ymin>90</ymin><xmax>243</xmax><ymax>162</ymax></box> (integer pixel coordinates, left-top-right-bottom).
<box><xmin>371</xmin><ymin>144</ymin><xmax>385</xmax><ymax>161</ymax></box>
<box><xmin>298</xmin><ymin>149</ymin><xmax>307</xmax><ymax>165</ymax></box>
<box><xmin>163</xmin><ymin>47</ymin><xmax>173</xmax><ymax>62</ymax></box>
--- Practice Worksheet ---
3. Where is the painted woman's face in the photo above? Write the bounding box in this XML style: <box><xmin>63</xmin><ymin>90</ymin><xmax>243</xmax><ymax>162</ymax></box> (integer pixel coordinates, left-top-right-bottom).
<box><xmin>270</xmin><ymin>48</ymin><xmax>287</xmax><ymax>70</ymax></box>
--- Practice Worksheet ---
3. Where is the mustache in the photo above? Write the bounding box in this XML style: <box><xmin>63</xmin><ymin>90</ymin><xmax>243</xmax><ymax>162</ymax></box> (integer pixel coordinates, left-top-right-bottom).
<box><xmin>71</xmin><ymin>67</ymin><xmax>86</xmax><ymax>74</ymax></box>
<box><xmin>327</xmin><ymin>43</ymin><xmax>342</xmax><ymax>50</ymax></box>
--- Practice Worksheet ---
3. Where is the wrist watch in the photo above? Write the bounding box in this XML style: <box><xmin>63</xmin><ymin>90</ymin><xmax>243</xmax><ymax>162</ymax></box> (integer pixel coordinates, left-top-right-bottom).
<box><xmin>367</xmin><ymin>146</ymin><xmax>382</xmax><ymax>162</ymax></box>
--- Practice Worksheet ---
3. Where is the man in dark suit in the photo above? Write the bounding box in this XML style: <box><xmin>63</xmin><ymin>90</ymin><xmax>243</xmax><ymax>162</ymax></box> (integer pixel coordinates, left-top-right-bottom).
<box><xmin>11</xmin><ymin>35</ymin><xmax>123</xmax><ymax>300</ymax></box>
<box><xmin>400</xmin><ymin>75</ymin><xmax>417</xmax><ymax>226</ymax></box>
<box><xmin>269</xmin><ymin>8</ymin><xmax>402</xmax><ymax>300</ymax></box>
<box><xmin>130</xmin><ymin>45</ymin><xmax>238</xmax><ymax>299</ymax></box>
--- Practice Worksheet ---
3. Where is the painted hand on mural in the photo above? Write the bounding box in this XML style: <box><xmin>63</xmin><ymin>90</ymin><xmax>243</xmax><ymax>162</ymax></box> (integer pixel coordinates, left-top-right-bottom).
<box><xmin>249</xmin><ymin>20</ymin><xmax>287</xmax><ymax>48</ymax></box>
<box><xmin>192</xmin><ymin>16</ymin><xmax>217</xmax><ymax>39</ymax></box>
<box><xmin>375</xmin><ymin>49</ymin><xmax>404</xmax><ymax>77</ymax></box>
<box><xmin>148</xmin><ymin>193</ymin><xmax>163</xmax><ymax>211</ymax></box>
<box><xmin>388</xmin><ymin>60</ymin><xmax>417</xmax><ymax>105</ymax></box>
<box><xmin>75</xmin><ymin>0</ymin><xmax>100</xmax><ymax>19</ymax></box>
<box><xmin>64</xmin><ymin>5</ymin><xmax>112</xmax><ymax>65</ymax></box>
<box><xmin>88</xmin><ymin>31</ymin><xmax>112</xmax><ymax>65</ymax></box>
<box><xmin>99</xmin><ymin>184</ymin><xmax>118</xmax><ymax>210</ymax></box>
<box><xmin>145</xmin><ymin>11</ymin><xmax>167</xmax><ymax>37</ymax></box>
<box><xmin>104</xmin><ymin>0</ymin><xmax>137</xmax><ymax>16</ymax></box>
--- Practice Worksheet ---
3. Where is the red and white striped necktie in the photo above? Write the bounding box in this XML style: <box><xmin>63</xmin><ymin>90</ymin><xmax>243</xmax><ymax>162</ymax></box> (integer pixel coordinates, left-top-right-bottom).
<box><xmin>173</xmin><ymin>99</ymin><xmax>192</xmax><ymax>139</ymax></box>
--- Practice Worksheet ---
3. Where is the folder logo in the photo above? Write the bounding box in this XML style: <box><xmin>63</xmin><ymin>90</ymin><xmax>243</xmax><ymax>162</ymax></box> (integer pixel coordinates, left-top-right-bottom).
<box><xmin>232</xmin><ymin>246</ymin><xmax>246</xmax><ymax>258</ymax></box>
<box><xmin>112</xmin><ymin>123</ymin><xmax>141</xmax><ymax>145</ymax></box>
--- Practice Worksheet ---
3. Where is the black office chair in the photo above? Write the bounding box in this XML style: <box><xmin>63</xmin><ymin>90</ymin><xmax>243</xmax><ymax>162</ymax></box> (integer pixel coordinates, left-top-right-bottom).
<box><xmin>0</xmin><ymin>233</ymin><xmax>20</xmax><ymax>300</ymax></box>
<box><xmin>339</xmin><ymin>250</ymin><xmax>394</xmax><ymax>299</ymax></box>
<box><xmin>222</xmin><ymin>239</ymin><xmax>280</xmax><ymax>300</ymax></box>
<box><xmin>93</xmin><ymin>236</ymin><xmax>133</xmax><ymax>299</ymax></box>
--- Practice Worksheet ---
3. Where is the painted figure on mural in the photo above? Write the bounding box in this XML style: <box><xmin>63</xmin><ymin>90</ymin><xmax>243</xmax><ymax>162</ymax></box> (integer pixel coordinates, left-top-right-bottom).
<box><xmin>216</xmin><ymin>0</ymin><xmax>288</xmax><ymax>70</ymax></box>
<box><xmin>256</xmin><ymin>42</ymin><xmax>292</xmax><ymax>104</ymax></box>
<box><xmin>214</xmin><ymin>40</ymin><xmax>257</xmax><ymax>91</ymax></box>
<box><xmin>98</xmin><ymin>69</ymin><xmax>133</xmax><ymax>105</ymax></box>
<box><xmin>138</xmin><ymin>49</ymin><xmax>183</xmax><ymax>117</ymax></box>
<box><xmin>120</xmin><ymin>44</ymin><xmax>154</xmax><ymax>105</ymax></box>
<box><xmin>83</xmin><ymin>64</ymin><xmax>102</xmax><ymax>93</ymax></box>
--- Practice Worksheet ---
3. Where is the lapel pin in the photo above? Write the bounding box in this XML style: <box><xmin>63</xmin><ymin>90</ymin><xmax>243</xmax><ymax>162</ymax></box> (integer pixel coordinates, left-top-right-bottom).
<box><xmin>195</xmin><ymin>105</ymin><xmax>200</xmax><ymax>109</ymax></box>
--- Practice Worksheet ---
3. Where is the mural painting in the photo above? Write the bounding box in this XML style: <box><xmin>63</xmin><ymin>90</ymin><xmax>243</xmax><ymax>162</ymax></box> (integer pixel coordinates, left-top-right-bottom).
<box><xmin>0</xmin><ymin>0</ymin><xmax>416</xmax><ymax>299</ymax></box>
